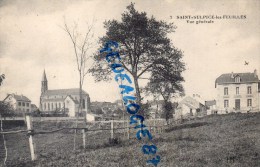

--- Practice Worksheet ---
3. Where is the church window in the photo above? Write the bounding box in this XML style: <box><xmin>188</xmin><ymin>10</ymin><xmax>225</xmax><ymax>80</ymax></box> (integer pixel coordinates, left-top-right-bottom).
<box><xmin>82</xmin><ymin>99</ymin><xmax>85</xmax><ymax>109</ymax></box>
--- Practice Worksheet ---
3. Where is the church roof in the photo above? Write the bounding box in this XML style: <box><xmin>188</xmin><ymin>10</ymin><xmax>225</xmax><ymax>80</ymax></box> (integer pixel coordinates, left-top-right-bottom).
<box><xmin>42</xmin><ymin>88</ymin><xmax>88</xmax><ymax>96</ymax></box>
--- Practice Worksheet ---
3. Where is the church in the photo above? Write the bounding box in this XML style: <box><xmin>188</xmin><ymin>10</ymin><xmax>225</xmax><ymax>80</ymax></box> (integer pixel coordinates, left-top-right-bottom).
<box><xmin>39</xmin><ymin>70</ymin><xmax>90</xmax><ymax>117</ymax></box>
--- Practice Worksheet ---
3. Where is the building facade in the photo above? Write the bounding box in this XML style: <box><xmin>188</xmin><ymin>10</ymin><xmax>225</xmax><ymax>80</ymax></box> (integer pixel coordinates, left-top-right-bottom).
<box><xmin>3</xmin><ymin>93</ymin><xmax>32</xmax><ymax>113</ymax></box>
<box><xmin>215</xmin><ymin>70</ymin><xmax>260</xmax><ymax>114</ymax></box>
<box><xmin>40</xmin><ymin>70</ymin><xmax>90</xmax><ymax>117</ymax></box>
<box><xmin>175</xmin><ymin>95</ymin><xmax>207</xmax><ymax>120</ymax></box>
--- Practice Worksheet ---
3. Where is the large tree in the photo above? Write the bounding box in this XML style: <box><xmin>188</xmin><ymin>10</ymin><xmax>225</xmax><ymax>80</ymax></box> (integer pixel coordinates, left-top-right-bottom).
<box><xmin>145</xmin><ymin>51</ymin><xmax>185</xmax><ymax>124</ymax></box>
<box><xmin>90</xmin><ymin>3</ymin><xmax>185</xmax><ymax>115</ymax></box>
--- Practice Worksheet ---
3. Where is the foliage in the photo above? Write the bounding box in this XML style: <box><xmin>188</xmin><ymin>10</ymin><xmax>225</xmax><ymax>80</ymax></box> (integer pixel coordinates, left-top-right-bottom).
<box><xmin>0</xmin><ymin>101</ymin><xmax>15</xmax><ymax>119</ymax></box>
<box><xmin>90</xmin><ymin>3</ymin><xmax>185</xmax><ymax>116</ymax></box>
<box><xmin>0</xmin><ymin>74</ymin><xmax>5</xmax><ymax>86</ymax></box>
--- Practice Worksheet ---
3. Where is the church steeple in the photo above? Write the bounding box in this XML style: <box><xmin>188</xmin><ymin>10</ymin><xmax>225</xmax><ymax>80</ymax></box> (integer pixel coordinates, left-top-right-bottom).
<box><xmin>41</xmin><ymin>69</ymin><xmax>48</xmax><ymax>94</ymax></box>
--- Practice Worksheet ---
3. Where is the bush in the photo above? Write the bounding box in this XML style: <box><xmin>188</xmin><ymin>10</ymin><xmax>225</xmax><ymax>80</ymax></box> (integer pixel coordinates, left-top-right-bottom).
<box><xmin>108</xmin><ymin>137</ymin><xmax>121</xmax><ymax>145</ymax></box>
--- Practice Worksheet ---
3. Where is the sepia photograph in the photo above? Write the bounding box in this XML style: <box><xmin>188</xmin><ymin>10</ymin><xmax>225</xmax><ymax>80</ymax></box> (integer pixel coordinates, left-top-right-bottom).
<box><xmin>0</xmin><ymin>0</ymin><xmax>259</xmax><ymax>166</ymax></box>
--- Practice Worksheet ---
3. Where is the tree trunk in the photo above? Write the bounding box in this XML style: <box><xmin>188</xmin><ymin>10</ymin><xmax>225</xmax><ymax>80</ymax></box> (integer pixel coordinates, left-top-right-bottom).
<box><xmin>133</xmin><ymin>75</ymin><xmax>141</xmax><ymax>105</ymax></box>
<box><xmin>133</xmin><ymin>75</ymin><xmax>143</xmax><ymax>116</ymax></box>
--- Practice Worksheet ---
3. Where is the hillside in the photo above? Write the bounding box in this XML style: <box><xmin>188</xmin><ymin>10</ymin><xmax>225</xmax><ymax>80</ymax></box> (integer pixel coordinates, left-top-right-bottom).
<box><xmin>1</xmin><ymin>113</ymin><xmax>260</xmax><ymax>167</ymax></box>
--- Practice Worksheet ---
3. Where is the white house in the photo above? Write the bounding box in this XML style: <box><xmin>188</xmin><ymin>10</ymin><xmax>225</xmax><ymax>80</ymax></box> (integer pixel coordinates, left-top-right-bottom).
<box><xmin>3</xmin><ymin>93</ymin><xmax>32</xmax><ymax>113</ymax></box>
<box><xmin>215</xmin><ymin>70</ymin><xmax>260</xmax><ymax>114</ymax></box>
<box><xmin>205</xmin><ymin>100</ymin><xmax>217</xmax><ymax>115</ymax></box>
<box><xmin>86</xmin><ymin>113</ymin><xmax>101</xmax><ymax>122</ymax></box>
<box><xmin>175</xmin><ymin>95</ymin><xmax>207</xmax><ymax>120</ymax></box>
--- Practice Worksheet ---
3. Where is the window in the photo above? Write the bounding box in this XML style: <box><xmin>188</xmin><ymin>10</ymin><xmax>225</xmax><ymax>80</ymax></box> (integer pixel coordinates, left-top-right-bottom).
<box><xmin>236</xmin><ymin>87</ymin><xmax>239</xmax><ymax>95</ymax></box>
<box><xmin>82</xmin><ymin>99</ymin><xmax>85</xmax><ymax>109</ymax></box>
<box><xmin>27</xmin><ymin>109</ymin><xmax>29</xmax><ymax>112</ymax></box>
<box><xmin>26</xmin><ymin>103</ymin><xmax>29</xmax><ymax>107</ymax></box>
<box><xmin>235</xmin><ymin>76</ymin><xmax>240</xmax><ymax>83</ymax></box>
<box><xmin>247</xmin><ymin>86</ymin><xmax>252</xmax><ymax>94</ymax></box>
<box><xmin>18</xmin><ymin>102</ymin><xmax>21</xmax><ymax>106</ymax></box>
<box><xmin>51</xmin><ymin>103</ymin><xmax>53</xmax><ymax>110</ymax></box>
<box><xmin>59</xmin><ymin>103</ymin><xmax>61</xmax><ymax>108</ymax></box>
<box><xmin>44</xmin><ymin>103</ymin><xmax>46</xmax><ymax>110</ymax></box>
<box><xmin>247</xmin><ymin>99</ymin><xmax>252</xmax><ymax>107</ymax></box>
<box><xmin>224</xmin><ymin>100</ymin><xmax>229</xmax><ymax>108</ymax></box>
<box><xmin>22</xmin><ymin>102</ymin><xmax>25</xmax><ymax>106</ymax></box>
<box><xmin>224</xmin><ymin>87</ymin><xmax>228</xmax><ymax>95</ymax></box>
<box><xmin>48</xmin><ymin>103</ymin><xmax>50</xmax><ymax>110</ymax></box>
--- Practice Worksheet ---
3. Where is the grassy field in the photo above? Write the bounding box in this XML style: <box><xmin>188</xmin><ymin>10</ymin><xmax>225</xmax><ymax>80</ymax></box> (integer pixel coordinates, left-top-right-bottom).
<box><xmin>0</xmin><ymin>112</ymin><xmax>260</xmax><ymax>167</ymax></box>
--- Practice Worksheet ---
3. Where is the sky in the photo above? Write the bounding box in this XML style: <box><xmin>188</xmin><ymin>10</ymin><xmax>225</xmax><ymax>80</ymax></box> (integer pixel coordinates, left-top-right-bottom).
<box><xmin>0</xmin><ymin>0</ymin><xmax>259</xmax><ymax>106</ymax></box>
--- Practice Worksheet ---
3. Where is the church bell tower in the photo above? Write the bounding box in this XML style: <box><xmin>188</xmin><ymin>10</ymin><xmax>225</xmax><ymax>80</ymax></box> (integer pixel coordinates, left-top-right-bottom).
<box><xmin>41</xmin><ymin>69</ymin><xmax>48</xmax><ymax>94</ymax></box>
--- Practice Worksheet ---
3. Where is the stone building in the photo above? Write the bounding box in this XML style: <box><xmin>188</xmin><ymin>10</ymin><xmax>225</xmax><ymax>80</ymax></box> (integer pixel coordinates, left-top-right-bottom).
<box><xmin>39</xmin><ymin>70</ymin><xmax>90</xmax><ymax>117</ymax></box>
<box><xmin>215</xmin><ymin>69</ymin><xmax>260</xmax><ymax>114</ymax></box>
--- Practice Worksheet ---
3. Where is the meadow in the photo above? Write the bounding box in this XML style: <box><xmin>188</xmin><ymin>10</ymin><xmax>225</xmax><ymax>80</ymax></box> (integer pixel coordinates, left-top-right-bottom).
<box><xmin>0</xmin><ymin>112</ymin><xmax>259</xmax><ymax>167</ymax></box>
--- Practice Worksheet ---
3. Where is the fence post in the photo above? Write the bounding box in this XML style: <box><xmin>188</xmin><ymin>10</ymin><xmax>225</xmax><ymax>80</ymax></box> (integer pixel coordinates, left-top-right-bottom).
<box><xmin>82</xmin><ymin>129</ymin><xmax>86</xmax><ymax>149</ymax></box>
<box><xmin>127</xmin><ymin>123</ymin><xmax>130</xmax><ymax>140</ymax></box>
<box><xmin>111</xmin><ymin>120</ymin><xmax>114</xmax><ymax>139</ymax></box>
<box><xmin>25</xmin><ymin>114</ymin><xmax>36</xmax><ymax>161</ymax></box>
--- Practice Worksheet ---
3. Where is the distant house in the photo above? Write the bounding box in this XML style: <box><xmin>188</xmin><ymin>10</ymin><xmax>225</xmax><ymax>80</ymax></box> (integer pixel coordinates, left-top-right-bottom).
<box><xmin>3</xmin><ymin>93</ymin><xmax>32</xmax><ymax>113</ymax></box>
<box><xmin>90</xmin><ymin>101</ymin><xmax>120</xmax><ymax>114</ymax></box>
<box><xmin>86</xmin><ymin>113</ymin><xmax>101</xmax><ymax>122</ymax></box>
<box><xmin>205</xmin><ymin>100</ymin><xmax>217</xmax><ymax>115</ymax></box>
<box><xmin>175</xmin><ymin>95</ymin><xmax>207</xmax><ymax>120</ymax></box>
<box><xmin>215</xmin><ymin>69</ymin><xmax>260</xmax><ymax>114</ymax></box>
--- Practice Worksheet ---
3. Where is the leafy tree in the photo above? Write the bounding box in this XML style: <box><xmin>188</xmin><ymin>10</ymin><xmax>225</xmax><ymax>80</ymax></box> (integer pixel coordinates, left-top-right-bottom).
<box><xmin>145</xmin><ymin>56</ymin><xmax>185</xmax><ymax>124</ymax></box>
<box><xmin>0</xmin><ymin>101</ymin><xmax>15</xmax><ymax>120</ymax></box>
<box><xmin>0</xmin><ymin>74</ymin><xmax>5</xmax><ymax>86</ymax></box>
<box><xmin>90</xmin><ymin>3</ymin><xmax>185</xmax><ymax>116</ymax></box>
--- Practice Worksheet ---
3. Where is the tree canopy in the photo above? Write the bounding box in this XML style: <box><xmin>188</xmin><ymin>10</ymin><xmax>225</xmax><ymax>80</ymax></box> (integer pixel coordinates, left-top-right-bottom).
<box><xmin>90</xmin><ymin>3</ymin><xmax>185</xmax><ymax>113</ymax></box>
<box><xmin>0</xmin><ymin>101</ymin><xmax>15</xmax><ymax>119</ymax></box>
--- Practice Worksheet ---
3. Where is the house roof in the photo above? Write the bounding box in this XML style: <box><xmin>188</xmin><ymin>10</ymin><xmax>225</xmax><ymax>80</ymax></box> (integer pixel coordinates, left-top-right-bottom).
<box><xmin>42</xmin><ymin>88</ymin><xmax>88</xmax><ymax>96</ymax></box>
<box><xmin>215</xmin><ymin>72</ymin><xmax>259</xmax><ymax>85</ymax></box>
<box><xmin>4</xmin><ymin>94</ymin><xmax>31</xmax><ymax>102</ymax></box>
<box><xmin>65</xmin><ymin>95</ymin><xmax>79</xmax><ymax>104</ymax></box>
<box><xmin>205</xmin><ymin>100</ymin><xmax>216</xmax><ymax>107</ymax></box>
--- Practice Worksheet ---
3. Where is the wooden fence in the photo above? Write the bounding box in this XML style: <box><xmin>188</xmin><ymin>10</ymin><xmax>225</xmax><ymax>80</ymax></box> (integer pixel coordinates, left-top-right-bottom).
<box><xmin>0</xmin><ymin>115</ymin><xmax>167</xmax><ymax>162</ymax></box>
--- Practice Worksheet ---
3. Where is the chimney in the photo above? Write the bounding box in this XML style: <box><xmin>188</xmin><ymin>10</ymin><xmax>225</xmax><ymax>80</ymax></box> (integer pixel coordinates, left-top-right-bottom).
<box><xmin>231</xmin><ymin>72</ymin><xmax>234</xmax><ymax>78</ymax></box>
<box><xmin>254</xmin><ymin>69</ymin><xmax>257</xmax><ymax>77</ymax></box>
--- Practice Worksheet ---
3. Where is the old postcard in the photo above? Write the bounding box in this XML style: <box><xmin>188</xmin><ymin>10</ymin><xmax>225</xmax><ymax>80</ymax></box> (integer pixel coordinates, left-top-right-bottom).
<box><xmin>0</xmin><ymin>0</ymin><xmax>259</xmax><ymax>166</ymax></box>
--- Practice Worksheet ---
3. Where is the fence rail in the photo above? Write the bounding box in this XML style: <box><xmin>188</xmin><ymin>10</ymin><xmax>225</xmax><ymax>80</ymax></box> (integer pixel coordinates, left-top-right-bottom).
<box><xmin>0</xmin><ymin>115</ymin><xmax>167</xmax><ymax>163</ymax></box>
